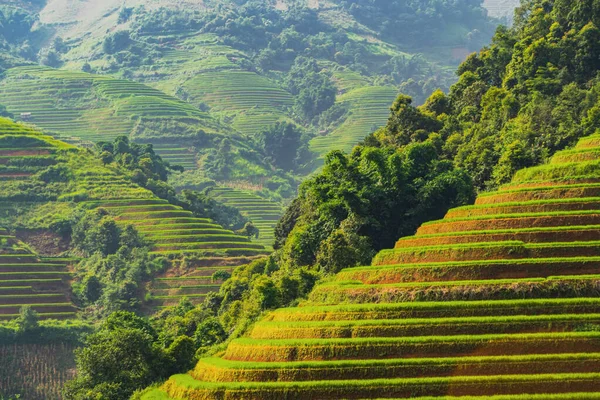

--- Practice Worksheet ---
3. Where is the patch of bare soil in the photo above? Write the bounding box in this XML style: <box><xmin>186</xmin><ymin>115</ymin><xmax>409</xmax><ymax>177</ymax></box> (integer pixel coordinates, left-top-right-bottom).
<box><xmin>15</xmin><ymin>229</ymin><xmax>71</xmax><ymax>256</ymax></box>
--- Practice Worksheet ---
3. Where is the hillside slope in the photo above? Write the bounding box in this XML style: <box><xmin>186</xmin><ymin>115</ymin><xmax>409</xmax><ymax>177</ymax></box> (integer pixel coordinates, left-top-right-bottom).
<box><xmin>0</xmin><ymin>65</ymin><xmax>285</xmax><ymax>184</ymax></box>
<box><xmin>145</xmin><ymin>133</ymin><xmax>600</xmax><ymax>398</ymax></box>
<box><xmin>48</xmin><ymin>0</ymin><xmax>498</xmax><ymax>170</ymax></box>
<box><xmin>0</xmin><ymin>117</ymin><xmax>269</xmax><ymax>309</ymax></box>
<box><xmin>209</xmin><ymin>187</ymin><xmax>284</xmax><ymax>249</ymax></box>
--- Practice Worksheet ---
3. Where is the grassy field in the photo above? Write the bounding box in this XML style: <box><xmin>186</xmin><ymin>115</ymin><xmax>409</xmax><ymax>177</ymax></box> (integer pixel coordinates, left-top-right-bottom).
<box><xmin>0</xmin><ymin>234</ymin><xmax>75</xmax><ymax>320</ymax></box>
<box><xmin>0</xmin><ymin>66</ymin><xmax>221</xmax><ymax>144</ymax></box>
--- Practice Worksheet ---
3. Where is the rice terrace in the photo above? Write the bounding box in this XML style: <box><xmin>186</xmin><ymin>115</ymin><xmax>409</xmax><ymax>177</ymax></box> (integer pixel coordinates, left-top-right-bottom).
<box><xmin>4</xmin><ymin>0</ymin><xmax>600</xmax><ymax>399</ymax></box>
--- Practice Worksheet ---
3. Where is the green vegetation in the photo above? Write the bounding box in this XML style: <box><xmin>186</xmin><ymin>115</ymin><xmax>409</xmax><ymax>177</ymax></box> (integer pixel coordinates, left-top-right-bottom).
<box><xmin>356</xmin><ymin>0</ymin><xmax>600</xmax><ymax>190</ymax></box>
<box><xmin>143</xmin><ymin>2</ymin><xmax>600</xmax><ymax>392</ymax></box>
<box><xmin>10</xmin><ymin>0</ymin><xmax>600</xmax><ymax>399</ymax></box>
<box><xmin>0</xmin><ymin>66</ymin><xmax>293</xmax><ymax>186</ymax></box>
<box><xmin>30</xmin><ymin>0</ymin><xmax>499</xmax><ymax>191</ymax></box>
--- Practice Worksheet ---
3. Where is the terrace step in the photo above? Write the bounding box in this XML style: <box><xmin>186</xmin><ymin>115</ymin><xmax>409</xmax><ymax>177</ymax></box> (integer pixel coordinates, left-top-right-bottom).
<box><xmin>475</xmin><ymin>183</ymin><xmax>600</xmax><ymax>205</ymax></box>
<box><xmin>152</xmin><ymin>235</ymin><xmax>249</xmax><ymax>244</ymax></box>
<box><xmin>192</xmin><ymin>267</ymin><xmax>235</xmax><ymax>277</ymax></box>
<box><xmin>157</xmin><ymin>373</ymin><xmax>600</xmax><ymax>399</ymax></box>
<box><xmin>397</xmin><ymin>226</ymin><xmax>600</xmax><ymax>247</ymax></box>
<box><xmin>336</xmin><ymin>258</ymin><xmax>600</xmax><ymax>283</ymax></box>
<box><xmin>249</xmin><ymin>313</ymin><xmax>600</xmax><ymax>339</ymax></box>
<box><xmin>153</xmin><ymin>277</ymin><xmax>216</xmax><ymax>288</ymax></box>
<box><xmin>307</xmin><ymin>275</ymin><xmax>600</xmax><ymax>304</ymax></box>
<box><xmin>0</xmin><ymin>263</ymin><xmax>69</xmax><ymax>272</ymax></box>
<box><xmin>150</xmin><ymin>285</ymin><xmax>221</xmax><ymax>296</ymax></box>
<box><xmin>374</xmin><ymin>241</ymin><xmax>600</xmax><ymax>265</ymax></box>
<box><xmin>223</xmin><ymin>332</ymin><xmax>600</xmax><ymax>362</ymax></box>
<box><xmin>267</xmin><ymin>298</ymin><xmax>600</xmax><ymax>321</ymax></box>
<box><xmin>446</xmin><ymin>198</ymin><xmax>600</xmax><ymax>218</ymax></box>
<box><xmin>149</xmin><ymin>294</ymin><xmax>207</xmax><ymax>307</ymax></box>
<box><xmin>416</xmin><ymin>211</ymin><xmax>600</xmax><ymax>236</ymax></box>
<box><xmin>0</xmin><ymin>303</ymin><xmax>76</xmax><ymax>315</ymax></box>
<box><xmin>511</xmin><ymin>160</ymin><xmax>600</xmax><ymax>184</ymax></box>
<box><xmin>577</xmin><ymin>135</ymin><xmax>600</xmax><ymax>149</ymax></box>
<box><xmin>0</xmin><ymin>312</ymin><xmax>76</xmax><ymax>320</ymax></box>
<box><xmin>192</xmin><ymin>353</ymin><xmax>600</xmax><ymax>382</ymax></box>
<box><xmin>153</xmin><ymin>242</ymin><xmax>265</xmax><ymax>251</ymax></box>
<box><xmin>551</xmin><ymin>148</ymin><xmax>600</xmax><ymax>164</ymax></box>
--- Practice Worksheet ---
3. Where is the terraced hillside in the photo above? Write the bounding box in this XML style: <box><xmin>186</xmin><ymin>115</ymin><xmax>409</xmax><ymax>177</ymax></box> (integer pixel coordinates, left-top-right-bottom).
<box><xmin>0</xmin><ymin>65</ymin><xmax>238</xmax><ymax>171</ymax></box>
<box><xmin>0</xmin><ymin>66</ymin><xmax>221</xmax><ymax>142</ymax></box>
<box><xmin>132</xmin><ymin>33</ymin><xmax>295</xmax><ymax>138</ymax></box>
<box><xmin>145</xmin><ymin>133</ymin><xmax>600</xmax><ymax>398</ymax></box>
<box><xmin>310</xmin><ymin>84</ymin><xmax>398</xmax><ymax>159</ymax></box>
<box><xmin>209</xmin><ymin>187</ymin><xmax>284</xmax><ymax>249</ymax></box>
<box><xmin>0</xmin><ymin>232</ymin><xmax>76</xmax><ymax>320</ymax></box>
<box><xmin>0</xmin><ymin>118</ymin><xmax>269</xmax><ymax>309</ymax></box>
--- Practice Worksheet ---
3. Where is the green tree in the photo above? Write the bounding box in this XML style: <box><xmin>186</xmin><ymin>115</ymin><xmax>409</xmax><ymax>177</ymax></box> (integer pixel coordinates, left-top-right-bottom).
<box><xmin>15</xmin><ymin>306</ymin><xmax>39</xmax><ymax>334</ymax></box>
<box><xmin>257</xmin><ymin>122</ymin><xmax>311</xmax><ymax>171</ymax></box>
<box><xmin>236</xmin><ymin>222</ymin><xmax>260</xmax><ymax>239</ymax></box>
<box><xmin>0</xmin><ymin>104</ymin><xmax>13</xmax><ymax>119</ymax></box>
<box><xmin>64</xmin><ymin>328</ymin><xmax>162</xmax><ymax>400</ymax></box>
<box><xmin>193</xmin><ymin>318</ymin><xmax>227</xmax><ymax>348</ymax></box>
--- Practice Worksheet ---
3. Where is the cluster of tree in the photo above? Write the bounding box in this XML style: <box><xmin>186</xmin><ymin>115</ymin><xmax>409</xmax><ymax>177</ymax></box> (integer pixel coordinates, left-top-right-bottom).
<box><xmin>0</xmin><ymin>104</ymin><xmax>13</xmax><ymax>119</ymax></box>
<box><xmin>96</xmin><ymin>136</ymin><xmax>180</xmax><ymax>183</ymax></box>
<box><xmin>0</xmin><ymin>5</ymin><xmax>40</xmax><ymax>60</ymax></box>
<box><xmin>70</xmin><ymin>208</ymin><xmax>167</xmax><ymax>317</ymax></box>
<box><xmin>65</xmin><ymin>256</ymin><xmax>321</xmax><ymax>400</ymax></box>
<box><xmin>0</xmin><ymin>306</ymin><xmax>92</xmax><ymax>345</ymax></box>
<box><xmin>274</xmin><ymin>140</ymin><xmax>476</xmax><ymax>271</ymax></box>
<box><xmin>255</xmin><ymin>121</ymin><xmax>313</xmax><ymax>172</ymax></box>
<box><xmin>64</xmin><ymin>311</ymin><xmax>197</xmax><ymax>400</ymax></box>
<box><xmin>362</xmin><ymin>0</ymin><xmax>600</xmax><ymax>189</ymax></box>
<box><xmin>285</xmin><ymin>57</ymin><xmax>337</xmax><ymax>122</ymax></box>
<box><xmin>339</xmin><ymin>0</ymin><xmax>497</xmax><ymax>49</ymax></box>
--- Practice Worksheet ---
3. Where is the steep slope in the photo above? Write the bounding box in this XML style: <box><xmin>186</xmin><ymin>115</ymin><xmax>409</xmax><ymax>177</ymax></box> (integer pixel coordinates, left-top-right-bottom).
<box><xmin>0</xmin><ymin>117</ymin><xmax>269</xmax><ymax>308</ymax></box>
<box><xmin>309</xmin><ymin>81</ymin><xmax>398</xmax><ymax>159</ymax></box>
<box><xmin>0</xmin><ymin>65</ymin><xmax>285</xmax><ymax>185</ymax></box>
<box><xmin>146</xmin><ymin>133</ymin><xmax>600</xmax><ymax>398</ymax></box>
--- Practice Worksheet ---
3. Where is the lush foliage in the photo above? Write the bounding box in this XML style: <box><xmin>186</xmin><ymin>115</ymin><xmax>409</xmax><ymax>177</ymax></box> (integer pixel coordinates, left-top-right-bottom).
<box><xmin>340</xmin><ymin>0</ymin><xmax>497</xmax><ymax>49</ymax></box>
<box><xmin>70</xmin><ymin>208</ymin><xmax>167</xmax><ymax>317</ymax></box>
<box><xmin>64</xmin><ymin>312</ymin><xmax>195</xmax><ymax>400</ymax></box>
<box><xmin>96</xmin><ymin>136</ymin><xmax>182</xmax><ymax>183</ymax></box>
<box><xmin>275</xmin><ymin>140</ymin><xmax>475</xmax><ymax>272</ymax></box>
<box><xmin>256</xmin><ymin>122</ymin><xmax>312</xmax><ymax>172</ymax></box>
<box><xmin>365</xmin><ymin>0</ymin><xmax>600</xmax><ymax>189</ymax></box>
<box><xmin>0</xmin><ymin>307</ymin><xmax>92</xmax><ymax>345</ymax></box>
